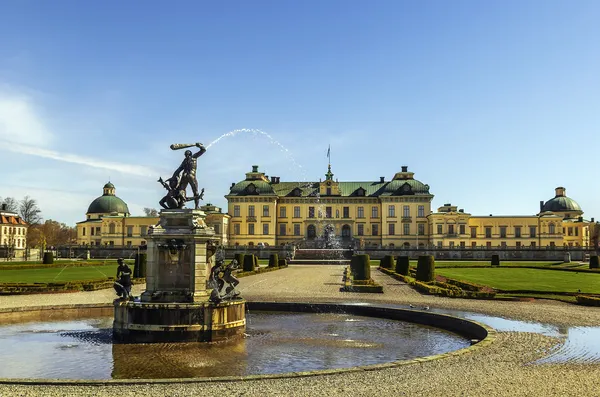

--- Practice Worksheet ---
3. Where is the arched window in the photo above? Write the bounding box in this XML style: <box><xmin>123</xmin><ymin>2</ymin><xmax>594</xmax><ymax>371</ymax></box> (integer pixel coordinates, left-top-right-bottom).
<box><xmin>549</xmin><ymin>223</ymin><xmax>555</xmax><ymax>234</ymax></box>
<box><xmin>109</xmin><ymin>223</ymin><xmax>116</xmax><ymax>234</ymax></box>
<box><xmin>248</xmin><ymin>242</ymin><xmax>254</xmax><ymax>247</ymax></box>
<box><xmin>341</xmin><ymin>224</ymin><xmax>351</xmax><ymax>238</ymax></box>
<box><xmin>307</xmin><ymin>224</ymin><xmax>317</xmax><ymax>239</ymax></box>
<box><xmin>403</xmin><ymin>242</ymin><xmax>411</xmax><ymax>249</ymax></box>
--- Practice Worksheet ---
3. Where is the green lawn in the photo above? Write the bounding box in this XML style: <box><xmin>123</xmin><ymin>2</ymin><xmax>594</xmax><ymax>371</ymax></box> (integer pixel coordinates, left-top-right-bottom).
<box><xmin>436</xmin><ymin>267</ymin><xmax>600</xmax><ymax>294</ymax></box>
<box><xmin>425</xmin><ymin>261</ymin><xmax>575</xmax><ymax>268</ymax></box>
<box><xmin>0</xmin><ymin>264</ymin><xmax>118</xmax><ymax>283</ymax></box>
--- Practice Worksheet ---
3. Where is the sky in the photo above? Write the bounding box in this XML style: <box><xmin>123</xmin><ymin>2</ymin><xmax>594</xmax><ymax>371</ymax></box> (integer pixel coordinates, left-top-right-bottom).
<box><xmin>1</xmin><ymin>0</ymin><xmax>599</xmax><ymax>226</ymax></box>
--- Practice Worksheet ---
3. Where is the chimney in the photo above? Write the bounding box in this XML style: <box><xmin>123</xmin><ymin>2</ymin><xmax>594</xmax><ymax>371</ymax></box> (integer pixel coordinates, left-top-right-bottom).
<box><xmin>579</xmin><ymin>216</ymin><xmax>583</xmax><ymax>222</ymax></box>
<box><xmin>252</xmin><ymin>165</ymin><xmax>259</xmax><ymax>172</ymax></box>
<box><xmin>592</xmin><ymin>217</ymin><xmax>595</xmax><ymax>222</ymax></box>
<box><xmin>230</xmin><ymin>182</ymin><xmax>235</xmax><ymax>189</ymax></box>
<box><xmin>271</xmin><ymin>176</ymin><xmax>276</xmax><ymax>183</ymax></box>
<box><xmin>380</xmin><ymin>176</ymin><xmax>385</xmax><ymax>183</ymax></box>
<box><xmin>276</xmin><ymin>177</ymin><xmax>281</xmax><ymax>183</ymax></box>
<box><xmin>1</xmin><ymin>204</ymin><xmax>6</xmax><ymax>211</ymax></box>
<box><xmin>459</xmin><ymin>209</ymin><xmax>464</xmax><ymax>213</ymax></box>
<box><xmin>401</xmin><ymin>166</ymin><xmax>408</xmax><ymax>172</ymax></box>
<box><xmin>555</xmin><ymin>187</ymin><xmax>566</xmax><ymax>197</ymax></box>
<box><xmin>540</xmin><ymin>200</ymin><xmax>544</xmax><ymax>212</ymax></box>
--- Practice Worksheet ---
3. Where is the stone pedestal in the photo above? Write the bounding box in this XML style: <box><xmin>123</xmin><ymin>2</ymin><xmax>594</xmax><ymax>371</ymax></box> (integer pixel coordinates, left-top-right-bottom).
<box><xmin>113</xmin><ymin>209</ymin><xmax>246</xmax><ymax>343</ymax></box>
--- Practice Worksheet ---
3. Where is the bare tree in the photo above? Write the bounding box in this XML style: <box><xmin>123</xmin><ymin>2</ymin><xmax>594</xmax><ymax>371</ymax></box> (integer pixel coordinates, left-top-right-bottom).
<box><xmin>0</xmin><ymin>197</ymin><xmax>19</xmax><ymax>212</ymax></box>
<box><xmin>19</xmin><ymin>196</ymin><xmax>43</xmax><ymax>225</ymax></box>
<box><xmin>143</xmin><ymin>207</ymin><xmax>159</xmax><ymax>216</ymax></box>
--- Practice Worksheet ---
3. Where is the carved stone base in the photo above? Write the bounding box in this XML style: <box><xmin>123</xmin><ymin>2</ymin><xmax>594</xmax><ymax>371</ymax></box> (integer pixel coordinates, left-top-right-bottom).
<box><xmin>113</xmin><ymin>299</ymin><xmax>246</xmax><ymax>343</ymax></box>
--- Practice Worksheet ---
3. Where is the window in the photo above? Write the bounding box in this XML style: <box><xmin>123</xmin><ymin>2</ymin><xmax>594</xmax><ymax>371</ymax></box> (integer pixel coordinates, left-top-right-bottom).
<box><xmin>389</xmin><ymin>223</ymin><xmax>395</xmax><ymax>235</ymax></box>
<box><xmin>214</xmin><ymin>224</ymin><xmax>220</xmax><ymax>234</ymax></box>
<box><xmin>263</xmin><ymin>224</ymin><xmax>269</xmax><ymax>235</ymax></box>
<box><xmin>418</xmin><ymin>224</ymin><xmax>425</xmax><ymax>236</ymax></box>
<box><xmin>550</xmin><ymin>241</ymin><xmax>556</xmax><ymax>248</ymax></box>
<box><xmin>307</xmin><ymin>225</ymin><xmax>316</xmax><ymax>238</ymax></box>
<box><xmin>437</xmin><ymin>224</ymin><xmax>443</xmax><ymax>234</ymax></box>
<box><xmin>357</xmin><ymin>207</ymin><xmax>364</xmax><ymax>218</ymax></box>
<box><xmin>308</xmin><ymin>207</ymin><xmax>315</xmax><ymax>218</ymax></box>
<box><xmin>343</xmin><ymin>207</ymin><xmax>350</xmax><ymax>218</ymax></box>
<box><xmin>234</xmin><ymin>205</ymin><xmax>240</xmax><ymax>217</ymax></box>
<box><xmin>248</xmin><ymin>224</ymin><xmax>255</xmax><ymax>235</ymax></box>
<box><xmin>568</xmin><ymin>227</ymin><xmax>573</xmax><ymax>236</ymax></box>
<box><xmin>127</xmin><ymin>241</ymin><xmax>132</xmax><ymax>247</ymax></box>
<box><xmin>388</xmin><ymin>205</ymin><xmax>395</xmax><ymax>217</ymax></box>
<box><xmin>531</xmin><ymin>242</ymin><xmax>536</xmax><ymax>248</ymax></box>
<box><xmin>294</xmin><ymin>206</ymin><xmax>300</xmax><ymax>218</ymax></box>
<box><xmin>437</xmin><ymin>241</ymin><xmax>443</xmax><ymax>249</ymax></box>
<box><xmin>248</xmin><ymin>205</ymin><xmax>255</xmax><ymax>217</ymax></box>
<box><xmin>280</xmin><ymin>206</ymin><xmax>287</xmax><ymax>218</ymax></box>
<box><xmin>404</xmin><ymin>223</ymin><xmax>410</xmax><ymax>235</ymax></box>
<box><xmin>263</xmin><ymin>205</ymin><xmax>269</xmax><ymax>217</ymax></box>
<box><xmin>294</xmin><ymin>224</ymin><xmax>301</xmax><ymax>236</ymax></box>
<box><xmin>326</xmin><ymin>187</ymin><xmax>332</xmax><ymax>196</ymax></box>
<box><xmin>460</xmin><ymin>242</ymin><xmax>466</xmax><ymax>249</ymax></box>
<box><xmin>501</xmin><ymin>242</ymin><xmax>507</xmax><ymax>248</ymax></box>
<box><xmin>485</xmin><ymin>227</ymin><xmax>492</xmax><ymax>238</ymax></box>
<box><xmin>358</xmin><ymin>224</ymin><xmax>364</xmax><ymax>236</ymax></box>
<box><xmin>127</xmin><ymin>226</ymin><xmax>133</xmax><ymax>237</ymax></box>
<box><xmin>449</xmin><ymin>242</ymin><xmax>455</xmax><ymax>249</ymax></box>
<box><xmin>549</xmin><ymin>223</ymin><xmax>556</xmax><ymax>234</ymax></box>
<box><xmin>500</xmin><ymin>227</ymin><xmax>507</xmax><ymax>238</ymax></box>
<box><xmin>459</xmin><ymin>225</ymin><xmax>465</xmax><ymax>235</ymax></box>
<box><xmin>486</xmin><ymin>242</ymin><xmax>492</xmax><ymax>249</ymax></box>
<box><xmin>96</xmin><ymin>227</ymin><xmax>101</xmax><ymax>235</ymax></box>
<box><xmin>372</xmin><ymin>224</ymin><xmax>379</xmax><ymax>236</ymax></box>
<box><xmin>575</xmin><ymin>228</ymin><xmax>579</xmax><ymax>236</ymax></box>
<box><xmin>372</xmin><ymin>206</ymin><xmax>378</xmax><ymax>218</ymax></box>
<box><xmin>530</xmin><ymin>226</ymin><xmax>536</xmax><ymax>238</ymax></box>
<box><xmin>109</xmin><ymin>223</ymin><xmax>116</xmax><ymax>234</ymax></box>
<box><xmin>140</xmin><ymin>226</ymin><xmax>147</xmax><ymax>236</ymax></box>
<box><xmin>448</xmin><ymin>225</ymin><xmax>455</xmax><ymax>235</ymax></box>
<box><xmin>82</xmin><ymin>228</ymin><xmax>86</xmax><ymax>236</ymax></box>
<box><xmin>336</xmin><ymin>209</ymin><xmax>339</xmax><ymax>218</ymax></box>
<box><xmin>471</xmin><ymin>227</ymin><xmax>477</xmax><ymax>238</ymax></box>
<box><xmin>403</xmin><ymin>205</ymin><xmax>410</xmax><ymax>218</ymax></box>
<box><xmin>472</xmin><ymin>242</ymin><xmax>477</xmax><ymax>248</ymax></box>
<box><xmin>326</xmin><ymin>207</ymin><xmax>332</xmax><ymax>218</ymax></box>
<box><xmin>515</xmin><ymin>226</ymin><xmax>521</xmax><ymax>238</ymax></box>
<box><xmin>279</xmin><ymin>223</ymin><xmax>286</xmax><ymax>236</ymax></box>
<box><xmin>418</xmin><ymin>205</ymin><xmax>424</xmax><ymax>218</ymax></box>
<box><xmin>516</xmin><ymin>241</ymin><xmax>521</xmax><ymax>249</ymax></box>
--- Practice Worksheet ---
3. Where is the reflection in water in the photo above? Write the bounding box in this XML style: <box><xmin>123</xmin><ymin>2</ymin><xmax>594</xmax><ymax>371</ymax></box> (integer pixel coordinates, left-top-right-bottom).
<box><xmin>0</xmin><ymin>312</ymin><xmax>469</xmax><ymax>380</ymax></box>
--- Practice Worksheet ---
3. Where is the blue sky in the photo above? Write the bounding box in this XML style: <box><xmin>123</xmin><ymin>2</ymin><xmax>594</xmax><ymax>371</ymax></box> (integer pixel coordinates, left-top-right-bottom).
<box><xmin>1</xmin><ymin>0</ymin><xmax>599</xmax><ymax>225</ymax></box>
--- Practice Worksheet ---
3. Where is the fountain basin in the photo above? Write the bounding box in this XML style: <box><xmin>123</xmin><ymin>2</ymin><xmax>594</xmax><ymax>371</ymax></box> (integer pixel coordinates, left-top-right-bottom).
<box><xmin>113</xmin><ymin>299</ymin><xmax>246</xmax><ymax>343</ymax></box>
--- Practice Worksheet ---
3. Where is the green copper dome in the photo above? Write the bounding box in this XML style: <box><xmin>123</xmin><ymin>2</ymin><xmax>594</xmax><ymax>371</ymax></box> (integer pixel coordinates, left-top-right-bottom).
<box><xmin>87</xmin><ymin>183</ymin><xmax>130</xmax><ymax>214</ymax></box>
<box><xmin>541</xmin><ymin>187</ymin><xmax>582</xmax><ymax>213</ymax></box>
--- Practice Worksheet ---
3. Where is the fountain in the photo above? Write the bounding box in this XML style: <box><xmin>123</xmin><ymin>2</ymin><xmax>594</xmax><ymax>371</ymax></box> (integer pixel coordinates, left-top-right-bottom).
<box><xmin>113</xmin><ymin>141</ymin><xmax>246</xmax><ymax>343</ymax></box>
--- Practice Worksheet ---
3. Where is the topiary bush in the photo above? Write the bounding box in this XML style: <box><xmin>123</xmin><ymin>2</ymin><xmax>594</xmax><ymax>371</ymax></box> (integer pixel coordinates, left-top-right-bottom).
<box><xmin>351</xmin><ymin>254</ymin><xmax>371</xmax><ymax>281</ymax></box>
<box><xmin>268</xmin><ymin>253</ymin><xmax>279</xmax><ymax>268</ymax></box>
<box><xmin>235</xmin><ymin>253</ymin><xmax>245</xmax><ymax>270</ymax></box>
<box><xmin>278</xmin><ymin>258</ymin><xmax>287</xmax><ymax>267</ymax></box>
<box><xmin>243</xmin><ymin>254</ymin><xmax>256</xmax><ymax>272</ymax></box>
<box><xmin>491</xmin><ymin>254</ymin><xmax>500</xmax><ymax>267</ymax></box>
<box><xmin>590</xmin><ymin>256</ymin><xmax>599</xmax><ymax>269</ymax></box>
<box><xmin>395</xmin><ymin>256</ymin><xmax>410</xmax><ymax>275</ymax></box>
<box><xmin>380</xmin><ymin>255</ymin><xmax>394</xmax><ymax>270</ymax></box>
<box><xmin>42</xmin><ymin>252</ymin><xmax>54</xmax><ymax>265</ymax></box>
<box><xmin>415</xmin><ymin>255</ymin><xmax>435</xmax><ymax>282</ymax></box>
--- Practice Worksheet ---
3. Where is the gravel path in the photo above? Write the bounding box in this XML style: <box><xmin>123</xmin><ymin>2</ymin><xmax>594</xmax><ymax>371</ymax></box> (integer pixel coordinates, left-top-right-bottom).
<box><xmin>1</xmin><ymin>265</ymin><xmax>600</xmax><ymax>396</ymax></box>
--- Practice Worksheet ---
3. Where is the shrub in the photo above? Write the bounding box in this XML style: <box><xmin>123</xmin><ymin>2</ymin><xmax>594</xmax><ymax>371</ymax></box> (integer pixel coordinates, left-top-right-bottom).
<box><xmin>491</xmin><ymin>254</ymin><xmax>500</xmax><ymax>267</ymax></box>
<box><xmin>351</xmin><ymin>254</ymin><xmax>371</xmax><ymax>281</ymax></box>
<box><xmin>590</xmin><ymin>256</ymin><xmax>599</xmax><ymax>269</ymax></box>
<box><xmin>243</xmin><ymin>255</ymin><xmax>255</xmax><ymax>272</ymax></box>
<box><xmin>444</xmin><ymin>278</ymin><xmax>484</xmax><ymax>292</ymax></box>
<box><xmin>395</xmin><ymin>256</ymin><xmax>410</xmax><ymax>275</ymax></box>
<box><xmin>42</xmin><ymin>252</ymin><xmax>54</xmax><ymax>265</ymax></box>
<box><xmin>268</xmin><ymin>253</ymin><xmax>279</xmax><ymax>268</ymax></box>
<box><xmin>234</xmin><ymin>253</ymin><xmax>245</xmax><ymax>270</ymax></box>
<box><xmin>415</xmin><ymin>255</ymin><xmax>435</xmax><ymax>282</ymax></box>
<box><xmin>576</xmin><ymin>295</ymin><xmax>600</xmax><ymax>307</ymax></box>
<box><xmin>137</xmin><ymin>253</ymin><xmax>147</xmax><ymax>278</ymax></box>
<box><xmin>278</xmin><ymin>258</ymin><xmax>287</xmax><ymax>267</ymax></box>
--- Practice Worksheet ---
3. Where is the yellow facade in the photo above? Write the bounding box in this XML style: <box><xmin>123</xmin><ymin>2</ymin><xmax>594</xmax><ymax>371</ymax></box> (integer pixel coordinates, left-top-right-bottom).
<box><xmin>225</xmin><ymin>165</ymin><xmax>433</xmax><ymax>247</ymax></box>
<box><xmin>1</xmin><ymin>208</ymin><xmax>28</xmax><ymax>257</ymax></box>
<box><xmin>226</xmin><ymin>168</ymin><xmax>595</xmax><ymax>250</ymax></box>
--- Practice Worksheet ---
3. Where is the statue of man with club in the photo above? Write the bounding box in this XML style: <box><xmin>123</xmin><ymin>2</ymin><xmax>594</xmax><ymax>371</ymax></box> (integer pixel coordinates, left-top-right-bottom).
<box><xmin>169</xmin><ymin>142</ymin><xmax>206</xmax><ymax>209</ymax></box>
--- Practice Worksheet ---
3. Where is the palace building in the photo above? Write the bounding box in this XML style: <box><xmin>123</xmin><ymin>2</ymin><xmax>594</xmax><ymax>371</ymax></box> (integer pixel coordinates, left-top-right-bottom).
<box><xmin>225</xmin><ymin>165</ymin><xmax>595</xmax><ymax>249</ymax></box>
<box><xmin>76</xmin><ymin>183</ymin><xmax>230</xmax><ymax>247</ymax></box>
<box><xmin>0</xmin><ymin>204</ymin><xmax>28</xmax><ymax>258</ymax></box>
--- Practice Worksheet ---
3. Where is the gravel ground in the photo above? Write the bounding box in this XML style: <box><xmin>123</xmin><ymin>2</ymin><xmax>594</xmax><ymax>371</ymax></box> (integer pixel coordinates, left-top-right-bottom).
<box><xmin>1</xmin><ymin>264</ymin><xmax>599</xmax><ymax>396</ymax></box>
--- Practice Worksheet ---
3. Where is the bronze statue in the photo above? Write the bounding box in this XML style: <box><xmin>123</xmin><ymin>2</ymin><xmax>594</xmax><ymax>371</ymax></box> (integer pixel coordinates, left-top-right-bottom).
<box><xmin>208</xmin><ymin>258</ymin><xmax>241</xmax><ymax>303</ymax></box>
<box><xmin>170</xmin><ymin>142</ymin><xmax>206</xmax><ymax>209</ymax></box>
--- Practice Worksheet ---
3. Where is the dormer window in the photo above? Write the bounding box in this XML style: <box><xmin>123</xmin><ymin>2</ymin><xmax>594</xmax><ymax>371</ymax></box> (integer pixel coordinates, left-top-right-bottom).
<box><xmin>356</xmin><ymin>187</ymin><xmax>366</xmax><ymax>197</ymax></box>
<box><xmin>291</xmin><ymin>187</ymin><xmax>302</xmax><ymax>197</ymax></box>
<box><xmin>246</xmin><ymin>183</ymin><xmax>257</xmax><ymax>194</ymax></box>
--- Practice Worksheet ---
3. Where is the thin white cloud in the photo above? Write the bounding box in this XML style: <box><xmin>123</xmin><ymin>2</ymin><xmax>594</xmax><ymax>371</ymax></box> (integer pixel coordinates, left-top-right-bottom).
<box><xmin>0</xmin><ymin>90</ymin><xmax>157</xmax><ymax>177</ymax></box>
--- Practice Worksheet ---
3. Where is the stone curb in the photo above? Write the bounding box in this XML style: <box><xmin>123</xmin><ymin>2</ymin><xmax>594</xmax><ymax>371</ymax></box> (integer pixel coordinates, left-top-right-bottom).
<box><xmin>0</xmin><ymin>301</ymin><xmax>495</xmax><ymax>385</ymax></box>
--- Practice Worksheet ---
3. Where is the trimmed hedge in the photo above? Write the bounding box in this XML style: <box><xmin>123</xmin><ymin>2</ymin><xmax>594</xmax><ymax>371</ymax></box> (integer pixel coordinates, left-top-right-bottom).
<box><xmin>444</xmin><ymin>278</ymin><xmax>485</xmax><ymax>292</ymax></box>
<box><xmin>42</xmin><ymin>252</ymin><xmax>54</xmax><ymax>265</ymax></box>
<box><xmin>590</xmin><ymin>256</ymin><xmax>599</xmax><ymax>270</ymax></box>
<box><xmin>278</xmin><ymin>258</ymin><xmax>287</xmax><ymax>267</ymax></box>
<box><xmin>235</xmin><ymin>253</ymin><xmax>245</xmax><ymax>270</ymax></box>
<box><xmin>268</xmin><ymin>253</ymin><xmax>279</xmax><ymax>268</ymax></box>
<box><xmin>491</xmin><ymin>254</ymin><xmax>500</xmax><ymax>267</ymax></box>
<box><xmin>243</xmin><ymin>254</ymin><xmax>256</xmax><ymax>272</ymax></box>
<box><xmin>0</xmin><ymin>277</ymin><xmax>144</xmax><ymax>295</ymax></box>
<box><xmin>235</xmin><ymin>262</ymin><xmax>288</xmax><ymax>278</ymax></box>
<box><xmin>416</xmin><ymin>255</ymin><xmax>435</xmax><ymax>282</ymax></box>
<box><xmin>380</xmin><ymin>255</ymin><xmax>395</xmax><ymax>270</ymax></box>
<box><xmin>351</xmin><ymin>254</ymin><xmax>371</xmax><ymax>281</ymax></box>
<box><xmin>576</xmin><ymin>295</ymin><xmax>600</xmax><ymax>306</ymax></box>
<box><xmin>395</xmin><ymin>256</ymin><xmax>410</xmax><ymax>275</ymax></box>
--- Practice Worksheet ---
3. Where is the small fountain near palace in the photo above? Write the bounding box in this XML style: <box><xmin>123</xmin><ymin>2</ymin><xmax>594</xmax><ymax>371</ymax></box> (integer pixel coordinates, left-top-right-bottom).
<box><xmin>113</xmin><ymin>142</ymin><xmax>246</xmax><ymax>342</ymax></box>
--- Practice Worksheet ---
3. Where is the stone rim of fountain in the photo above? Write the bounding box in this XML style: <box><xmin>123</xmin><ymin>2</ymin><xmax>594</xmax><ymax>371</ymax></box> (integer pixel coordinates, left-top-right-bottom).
<box><xmin>0</xmin><ymin>301</ymin><xmax>496</xmax><ymax>385</ymax></box>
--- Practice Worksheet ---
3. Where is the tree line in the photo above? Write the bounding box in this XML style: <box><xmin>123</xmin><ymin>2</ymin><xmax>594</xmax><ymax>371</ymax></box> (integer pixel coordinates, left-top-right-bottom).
<box><xmin>1</xmin><ymin>196</ymin><xmax>76</xmax><ymax>249</ymax></box>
